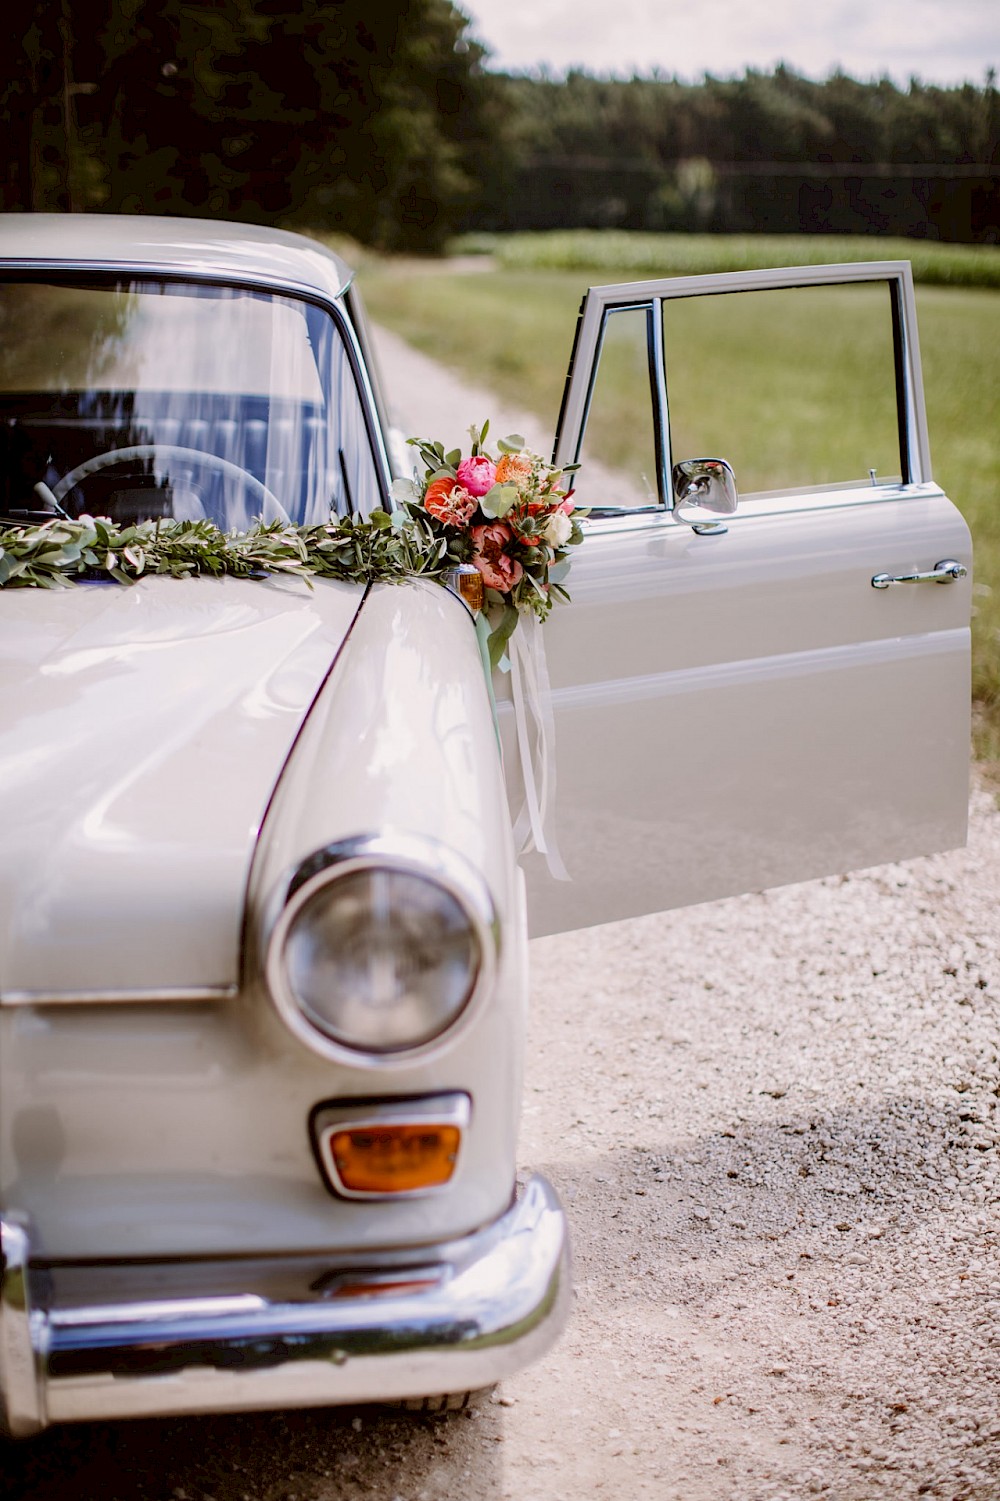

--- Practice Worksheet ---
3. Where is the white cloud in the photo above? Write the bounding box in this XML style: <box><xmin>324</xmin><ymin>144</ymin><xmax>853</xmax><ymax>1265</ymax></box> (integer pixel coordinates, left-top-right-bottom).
<box><xmin>460</xmin><ymin>0</ymin><xmax>998</xmax><ymax>85</ymax></box>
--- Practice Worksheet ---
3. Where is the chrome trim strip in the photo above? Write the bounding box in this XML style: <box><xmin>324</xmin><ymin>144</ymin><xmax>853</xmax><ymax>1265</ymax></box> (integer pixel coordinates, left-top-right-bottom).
<box><xmin>578</xmin><ymin>481</ymin><xmax>947</xmax><ymax>537</ymax></box>
<box><xmin>263</xmin><ymin>833</ymin><xmax>499</xmax><ymax>1070</ymax></box>
<box><xmin>52</xmin><ymin>1295</ymin><xmax>266</xmax><ymax>1328</ymax></box>
<box><xmin>1</xmin><ymin>1177</ymin><xmax>569</xmax><ymax>1433</ymax></box>
<box><xmin>0</xmin><ymin>256</ymin><xmax>351</xmax><ymax>302</ymax></box>
<box><xmin>0</xmin><ymin>1216</ymin><xmax>44</xmax><ymax>1437</ymax></box>
<box><xmin>650</xmin><ymin>296</ymin><xmax>670</xmax><ymax>508</ymax></box>
<box><xmin>585</xmin><ymin>258</ymin><xmax>916</xmax><ymax>303</ymax></box>
<box><xmin>539</xmin><ymin>627</ymin><xmax>970</xmax><ymax>715</ymax></box>
<box><xmin>897</xmin><ymin>261</ymin><xmax>932</xmax><ymax>483</ymax></box>
<box><xmin>1</xmin><ymin>985</ymin><xmax>237</xmax><ymax>1008</ymax></box>
<box><xmin>312</xmin><ymin>1093</ymin><xmax>472</xmax><ymax>1200</ymax></box>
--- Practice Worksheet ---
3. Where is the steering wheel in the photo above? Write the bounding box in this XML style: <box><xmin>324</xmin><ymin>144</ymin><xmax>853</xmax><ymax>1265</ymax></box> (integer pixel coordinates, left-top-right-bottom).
<box><xmin>49</xmin><ymin>444</ymin><xmax>291</xmax><ymax>525</ymax></box>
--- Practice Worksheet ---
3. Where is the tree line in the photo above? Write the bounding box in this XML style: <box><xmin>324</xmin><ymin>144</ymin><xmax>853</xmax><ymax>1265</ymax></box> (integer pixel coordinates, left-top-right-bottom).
<box><xmin>486</xmin><ymin>68</ymin><xmax>1000</xmax><ymax>242</ymax></box>
<box><xmin>2</xmin><ymin>3</ymin><xmax>997</xmax><ymax>247</ymax></box>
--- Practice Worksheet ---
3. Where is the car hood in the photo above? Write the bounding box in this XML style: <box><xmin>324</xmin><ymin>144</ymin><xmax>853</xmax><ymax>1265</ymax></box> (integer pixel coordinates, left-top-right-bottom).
<box><xmin>0</xmin><ymin>574</ymin><xmax>364</xmax><ymax>998</ymax></box>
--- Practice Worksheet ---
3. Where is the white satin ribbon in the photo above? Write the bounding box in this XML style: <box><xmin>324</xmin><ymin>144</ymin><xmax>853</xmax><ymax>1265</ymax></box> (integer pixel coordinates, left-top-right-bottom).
<box><xmin>507</xmin><ymin>610</ymin><xmax>570</xmax><ymax>881</ymax></box>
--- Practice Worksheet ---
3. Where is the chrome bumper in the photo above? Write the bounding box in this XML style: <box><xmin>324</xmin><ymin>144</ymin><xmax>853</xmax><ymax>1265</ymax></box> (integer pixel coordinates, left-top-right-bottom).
<box><xmin>1</xmin><ymin>1176</ymin><xmax>568</xmax><ymax>1437</ymax></box>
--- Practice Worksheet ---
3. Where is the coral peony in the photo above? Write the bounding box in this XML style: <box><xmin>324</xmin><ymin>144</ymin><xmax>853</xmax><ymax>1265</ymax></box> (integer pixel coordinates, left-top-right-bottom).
<box><xmin>423</xmin><ymin>477</ymin><xmax>476</xmax><ymax>526</ymax></box>
<box><xmin>470</xmin><ymin>522</ymin><xmax>523</xmax><ymax>592</ymax></box>
<box><xmin>456</xmin><ymin>454</ymin><xmax>497</xmax><ymax>497</ymax></box>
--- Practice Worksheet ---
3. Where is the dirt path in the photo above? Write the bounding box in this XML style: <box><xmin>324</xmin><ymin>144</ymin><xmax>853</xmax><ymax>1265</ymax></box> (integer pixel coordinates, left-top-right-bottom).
<box><xmin>7</xmin><ymin>328</ymin><xmax>999</xmax><ymax>1501</ymax></box>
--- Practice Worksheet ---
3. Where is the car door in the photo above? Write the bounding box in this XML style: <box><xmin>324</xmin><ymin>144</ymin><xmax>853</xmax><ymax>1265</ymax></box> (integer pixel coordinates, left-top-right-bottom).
<box><xmin>499</xmin><ymin>262</ymin><xmax>972</xmax><ymax>938</ymax></box>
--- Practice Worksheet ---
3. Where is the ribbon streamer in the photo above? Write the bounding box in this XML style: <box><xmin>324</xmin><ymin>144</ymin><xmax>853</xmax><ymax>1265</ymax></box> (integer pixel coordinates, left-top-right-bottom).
<box><xmin>506</xmin><ymin>611</ymin><xmax>570</xmax><ymax>882</ymax></box>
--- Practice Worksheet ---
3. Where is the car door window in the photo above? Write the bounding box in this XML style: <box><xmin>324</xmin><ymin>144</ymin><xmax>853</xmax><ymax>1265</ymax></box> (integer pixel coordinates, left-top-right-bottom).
<box><xmin>570</xmin><ymin>305</ymin><xmax>661</xmax><ymax>512</ymax></box>
<box><xmin>556</xmin><ymin>263</ymin><xmax>926</xmax><ymax>516</ymax></box>
<box><xmin>662</xmin><ymin>281</ymin><xmax>903</xmax><ymax>498</ymax></box>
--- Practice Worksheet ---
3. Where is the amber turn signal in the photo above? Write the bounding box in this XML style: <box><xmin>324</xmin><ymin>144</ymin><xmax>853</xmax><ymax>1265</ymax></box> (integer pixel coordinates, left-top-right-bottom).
<box><xmin>445</xmin><ymin>563</ymin><xmax>484</xmax><ymax>615</ymax></box>
<box><xmin>330</xmin><ymin>1123</ymin><xmax>461</xmax><ymax>1194</ymax></box>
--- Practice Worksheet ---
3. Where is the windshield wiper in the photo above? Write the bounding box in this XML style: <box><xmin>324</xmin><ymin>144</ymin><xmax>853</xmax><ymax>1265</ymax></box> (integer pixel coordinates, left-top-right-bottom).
<box><xmin>1</xmin><ymin>507</ymin><xmax>64</xmax><ymax>525</ymax></box>
<box><xmin>0</xmin><ymin>483</ymin><xmax>72</xmax><ymax>526</ymax></box>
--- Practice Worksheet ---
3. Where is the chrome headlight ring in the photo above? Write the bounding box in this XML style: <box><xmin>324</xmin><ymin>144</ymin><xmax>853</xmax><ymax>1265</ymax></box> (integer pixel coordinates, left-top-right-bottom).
<box><xmin>263</xmin><ymin>833</ymin><xmax>499</xmax><ymax>1067</ymax></box>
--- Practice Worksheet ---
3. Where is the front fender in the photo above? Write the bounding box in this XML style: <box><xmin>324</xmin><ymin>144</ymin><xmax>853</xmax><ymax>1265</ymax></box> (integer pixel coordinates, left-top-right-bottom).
<box><xmin>249</xmin><ymin>579</ymin><xmax>518</xmax><ymax>939</ymax></box>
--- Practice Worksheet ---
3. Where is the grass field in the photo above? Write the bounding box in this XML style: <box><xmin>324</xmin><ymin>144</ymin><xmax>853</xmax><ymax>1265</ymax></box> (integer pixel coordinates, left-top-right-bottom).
<box><xmin>357</xmin><ymin>255</ymin><xmax>1000</xmax><ymax>766</ymax></box>
<box><xmin>452</xmin><ymin>230</ymin><xmax>1000</xmax><ymax>290</ymax></box>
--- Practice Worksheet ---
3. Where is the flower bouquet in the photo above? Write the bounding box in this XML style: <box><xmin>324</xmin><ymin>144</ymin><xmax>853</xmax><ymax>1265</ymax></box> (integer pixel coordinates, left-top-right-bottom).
<box><xmin>391</xmin><ymin>423</ymin><xmax>585</xmax><ymax>667</ymax></box>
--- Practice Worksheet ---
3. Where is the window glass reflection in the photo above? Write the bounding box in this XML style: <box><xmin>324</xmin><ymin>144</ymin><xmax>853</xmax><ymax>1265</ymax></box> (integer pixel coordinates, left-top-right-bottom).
<box><xmin>662</xmin><ymin>282</ymin><xmax>902</xmax><ymax>496</ymax></box>
<box><xmin>0</xmin><ymin>280</ymin><xmax>381</xmax><ymax>527</ymax></box>
<box><xmin>572</xmin><ymin>305</ymin><xmax>661</xmax><ymax>511</ymax></box>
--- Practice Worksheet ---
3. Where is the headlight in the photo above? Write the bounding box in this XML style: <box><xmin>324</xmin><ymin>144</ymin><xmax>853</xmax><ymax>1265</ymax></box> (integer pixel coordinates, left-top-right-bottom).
<box><xmin>264</xmin><ymin>835</ymin><xmax>498</xmax><ymax>1063</ymax></box>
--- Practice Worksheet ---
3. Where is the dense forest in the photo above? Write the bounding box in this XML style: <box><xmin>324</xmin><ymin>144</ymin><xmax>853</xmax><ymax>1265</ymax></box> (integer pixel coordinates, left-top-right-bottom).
<box><xmin>2</xmin><ymin>1</ymin><xmax>997</xmax><ymax>247</ymax></box>
<box><xmin>1</xmin><ymin>0</ymin><xmax>498</xmax><ymax>248</ymax></box>
<box><xmin>489</xmin><ymin>69</ymin><xmax>1000</xmax><ymax>242</ymax></box>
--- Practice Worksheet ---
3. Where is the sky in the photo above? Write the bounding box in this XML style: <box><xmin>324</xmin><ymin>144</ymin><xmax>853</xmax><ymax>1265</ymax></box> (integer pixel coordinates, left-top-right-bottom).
<box><xmin>459</xmin><ymin>0</ymin><xmax>998</xmax><ymax>88</ymax></box>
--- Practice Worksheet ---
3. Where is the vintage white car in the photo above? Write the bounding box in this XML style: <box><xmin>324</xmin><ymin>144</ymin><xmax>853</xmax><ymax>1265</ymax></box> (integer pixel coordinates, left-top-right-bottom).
<box><xmin>0</xmin><ymin>217</ymin><xmax>972</xmax><ymax>1436</ymax></box>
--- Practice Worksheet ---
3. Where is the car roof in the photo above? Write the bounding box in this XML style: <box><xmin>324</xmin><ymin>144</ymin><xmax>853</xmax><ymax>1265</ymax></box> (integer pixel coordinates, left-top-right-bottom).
<box><xmin>0</xmin><ymin>214</ymin><xmax>354</xmax><ymax>301</ymax></box>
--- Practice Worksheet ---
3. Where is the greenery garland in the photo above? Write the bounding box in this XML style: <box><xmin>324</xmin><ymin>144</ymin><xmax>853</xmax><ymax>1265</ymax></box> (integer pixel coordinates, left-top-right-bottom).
<box><xmin>0</xmin><ymin>427</ymin><xmax>584</xmax><ymax>674</ymax></box>
<box><xmin>0</xmin><ymin>509</ymin><xmax>453</xmax><ymax>592</ymax></box>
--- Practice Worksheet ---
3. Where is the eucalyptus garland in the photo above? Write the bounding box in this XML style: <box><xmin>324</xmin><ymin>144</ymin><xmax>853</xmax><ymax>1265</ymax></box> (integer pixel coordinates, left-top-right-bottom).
<box><xmin>0</xmin><ymin>509</ymin><xmax>453</xmax><ymax>592</ymax></box>
<box><xmin>0</xmin><ymin>426</ymin><xmax>584</xmax><ymax>680</ymax></box>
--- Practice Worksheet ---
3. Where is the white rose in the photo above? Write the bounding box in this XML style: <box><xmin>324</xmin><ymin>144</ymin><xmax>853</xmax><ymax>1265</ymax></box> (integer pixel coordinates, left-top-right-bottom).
<box><xmin>543</xmin><ymin>510</ymin><xmax>573</xmax><ymax>546</ymax></box>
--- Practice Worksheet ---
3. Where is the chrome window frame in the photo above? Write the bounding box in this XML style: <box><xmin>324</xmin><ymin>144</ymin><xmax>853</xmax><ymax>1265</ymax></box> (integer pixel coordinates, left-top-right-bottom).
<box><xmin>553</xmin><ymin>261</ymin><xmax>932</xmax><ymax>512</ymax></box>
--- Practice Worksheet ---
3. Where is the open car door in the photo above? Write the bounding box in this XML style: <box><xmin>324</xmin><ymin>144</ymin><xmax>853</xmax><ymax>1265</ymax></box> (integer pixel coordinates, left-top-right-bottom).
<box><xmin>500</xmin><ymin>262</ymin><xmax>971</xmax><ymax>938</ymax></box>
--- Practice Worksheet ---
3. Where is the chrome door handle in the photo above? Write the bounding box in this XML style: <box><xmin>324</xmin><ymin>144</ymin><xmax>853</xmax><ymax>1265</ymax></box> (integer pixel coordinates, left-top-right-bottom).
<box><xmin>871</xmin><ymin>558</ymin><xmax>967</xmax><ymax>590</ymax></box>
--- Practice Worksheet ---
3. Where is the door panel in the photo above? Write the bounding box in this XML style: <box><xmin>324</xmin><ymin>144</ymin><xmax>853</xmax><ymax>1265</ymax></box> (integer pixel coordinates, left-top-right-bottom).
<box><xmin>507</xmin><ymin>263</ymin><xmax>971</xmax><ymax>938</ymax></box>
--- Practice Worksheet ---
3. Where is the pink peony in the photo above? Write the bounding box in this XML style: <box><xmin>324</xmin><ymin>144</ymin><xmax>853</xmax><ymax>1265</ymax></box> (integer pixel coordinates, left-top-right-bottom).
<box><xmin>456</xmin><ymin>454</ymin><xmax>497</xmax><ymax>497</ymax></box>
<box><xmin>470</xmin><ymin>522</ymin><xmax>523</xmax><ymax>593</ymax></box>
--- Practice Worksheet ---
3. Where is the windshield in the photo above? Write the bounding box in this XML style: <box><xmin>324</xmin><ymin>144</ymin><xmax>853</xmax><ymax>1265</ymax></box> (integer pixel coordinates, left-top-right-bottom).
<box><xmin>0</xmin><ymin>278</ymin><xmax>382</xmax><ymax>528</ymax></box>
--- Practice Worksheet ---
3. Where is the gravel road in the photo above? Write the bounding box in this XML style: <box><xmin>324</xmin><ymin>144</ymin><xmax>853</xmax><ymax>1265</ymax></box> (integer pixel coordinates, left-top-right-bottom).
<box><xmin>6</xmin><ymin>327</ymin><xmax>999</xmax><ymax>1501</ymax></box>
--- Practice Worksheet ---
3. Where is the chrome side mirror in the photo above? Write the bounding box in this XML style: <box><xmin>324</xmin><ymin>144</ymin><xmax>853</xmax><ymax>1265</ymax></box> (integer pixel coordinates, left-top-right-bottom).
<box><xmin>671</xmin><ymin>458</ymin><xmax>739</xmax><ymax>535</ymax></box>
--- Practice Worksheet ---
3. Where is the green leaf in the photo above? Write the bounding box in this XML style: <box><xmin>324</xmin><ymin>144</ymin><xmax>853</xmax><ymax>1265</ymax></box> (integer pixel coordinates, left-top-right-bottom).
<box><xmin>369</xmin><ymin>509</ymin><xmax>392</xmax><ymax>530</ymax></box>
<box><xmin>487</xmin><ymin>605</ymin><xmax>520</xmax><ymax>670</ymax></box>
<box><xmin>445</xmin><ymin>448</ymin><xmax>462</xmax><ymax>467</ymax></box>
<box><xmin>479</xmin><ymin>483</ymin><xmax>517</xmax><ymax>520</ymax></box>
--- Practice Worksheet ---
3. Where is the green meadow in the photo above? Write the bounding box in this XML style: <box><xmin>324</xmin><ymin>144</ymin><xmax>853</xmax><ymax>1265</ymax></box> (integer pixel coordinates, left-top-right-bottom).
<box><xmin>356</xmin><ymin>239</ymin><xmax>1000</xmax><ymax>768</ymax></box>
<box><xmin>453</xmin><ymin>230</ymin><xmax>1000</xmax><ymax>291</ymax></box>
